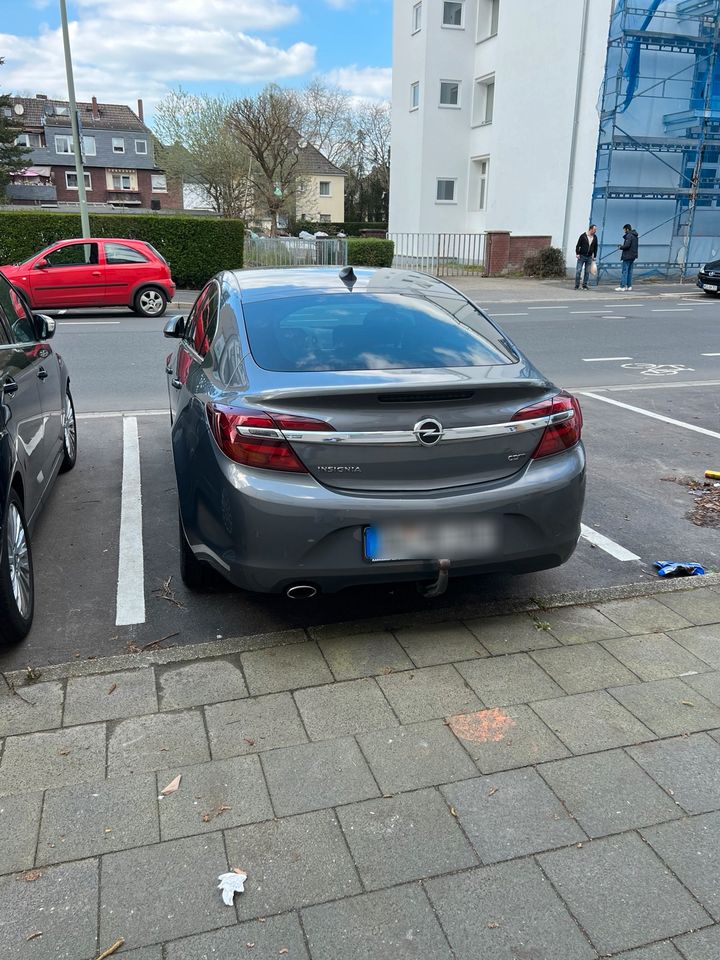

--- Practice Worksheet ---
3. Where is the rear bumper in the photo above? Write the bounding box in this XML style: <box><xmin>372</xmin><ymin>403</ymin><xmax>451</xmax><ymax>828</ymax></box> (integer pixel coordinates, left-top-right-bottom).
<box><xmin>176</xmin><ymin>420</ymin><xmax>586</xmax><ymax>594</ymax></box>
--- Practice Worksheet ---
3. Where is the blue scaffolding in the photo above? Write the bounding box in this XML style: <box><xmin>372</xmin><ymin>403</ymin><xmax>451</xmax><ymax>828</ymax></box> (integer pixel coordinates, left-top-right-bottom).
<box><xmin>590</xmin><ymin>0</ymin><xmax>720</xmax><ymax>280</ymax></box>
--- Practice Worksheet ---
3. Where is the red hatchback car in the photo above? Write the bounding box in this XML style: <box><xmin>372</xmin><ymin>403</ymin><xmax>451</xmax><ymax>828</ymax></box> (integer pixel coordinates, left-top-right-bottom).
<box><xmin>0</xmin><ymin>237</ymin><xmax>176</xmax><ymax>317</ymax></box>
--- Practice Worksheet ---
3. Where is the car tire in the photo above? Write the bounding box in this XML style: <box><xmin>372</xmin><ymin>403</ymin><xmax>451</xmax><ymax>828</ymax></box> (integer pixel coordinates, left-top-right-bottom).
<box><xmin>60</xmin><ymin>386</ymin><xmax>77</xmax><ymax>473</ymax></box>
<box><xmin>133</xmin><ymin>287</ymin><xmax>168</xmax><ymax>318</ymax></box>
<box><xmin>0</xmin><ymin>490</ymin><xmax>34</xmax><ymax>644</ymax></box>
<box><xmin>178</xmin><ymin>511</ymin><xmax>216</xmax><ymax>590</ymax></box>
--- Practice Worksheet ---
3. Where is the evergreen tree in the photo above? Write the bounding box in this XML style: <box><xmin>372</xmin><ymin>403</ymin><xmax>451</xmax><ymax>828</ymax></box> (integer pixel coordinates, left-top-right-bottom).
<box><xmin>0</xmin><ymin>58</ymin><xmax>31</xmax><ymax>191</ymax></box>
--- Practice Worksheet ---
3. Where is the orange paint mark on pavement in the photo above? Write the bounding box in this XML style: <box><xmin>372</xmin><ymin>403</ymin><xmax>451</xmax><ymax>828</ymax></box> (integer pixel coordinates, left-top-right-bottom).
<box><xmin>448</xmin><ymin>708</ymin><xmax>515</xmax><ymax>744</ymax></box>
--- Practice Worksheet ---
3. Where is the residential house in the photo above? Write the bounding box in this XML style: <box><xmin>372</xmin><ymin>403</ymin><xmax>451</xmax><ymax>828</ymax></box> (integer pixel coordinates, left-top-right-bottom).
<box><xmin>294</xmin><ymin>141</ymin><xmax>346</xmax><ymax>224</ymax></box>
<box><xmin>5</xmin><ymin>94</ymin><xmax>181</xmax><ymax>209</ymax></box>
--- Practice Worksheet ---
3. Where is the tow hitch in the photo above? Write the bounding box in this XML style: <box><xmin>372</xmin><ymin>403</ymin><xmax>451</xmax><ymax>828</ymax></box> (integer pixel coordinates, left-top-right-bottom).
<box><xmin>418</xmin><ymin>559</ymin><xmax>451</xmax><ymax>599</ymax></box>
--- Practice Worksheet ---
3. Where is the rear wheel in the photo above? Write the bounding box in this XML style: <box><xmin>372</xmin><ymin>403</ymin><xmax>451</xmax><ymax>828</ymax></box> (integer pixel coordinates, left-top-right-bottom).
<box><xmin>133</xmin><ymin>287</ymin><xmax>167</xmax><ymax>318</ymax></box>
<box><xmin>178</xmin><ymin>511</ymin><xmax>216</xmax><ymax>590</ymax></box>
<box><xmin>0</xmin><ymin>491</ymin><xmax>34</xmax><ymax>644</ymax></box>
<box><xmin>60</xmin><ymin>386</ymin><xmax>77</xmax><ymax>473</ymax></box>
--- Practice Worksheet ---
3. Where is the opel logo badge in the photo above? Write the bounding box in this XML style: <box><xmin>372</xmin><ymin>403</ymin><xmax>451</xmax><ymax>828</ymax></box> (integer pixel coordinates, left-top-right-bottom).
<box><xmin>414</xmin><ymin>418</ymin><xmax>443</xmax><ymax>446</ymax></box>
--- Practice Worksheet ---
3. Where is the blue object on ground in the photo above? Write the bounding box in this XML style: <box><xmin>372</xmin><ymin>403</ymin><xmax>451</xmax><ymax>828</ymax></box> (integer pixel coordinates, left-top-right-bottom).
<box><xmin>655</xmin><ymin>561</ymin><xmax>705</xmax><ymax>578</ymax></box>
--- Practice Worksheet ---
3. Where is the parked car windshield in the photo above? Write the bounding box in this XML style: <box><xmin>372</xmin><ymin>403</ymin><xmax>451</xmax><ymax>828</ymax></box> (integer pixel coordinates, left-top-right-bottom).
<box><xmin>242</xmin><ymin>293</ymin><xmax>515</xmax><ymax>372</ymax></box>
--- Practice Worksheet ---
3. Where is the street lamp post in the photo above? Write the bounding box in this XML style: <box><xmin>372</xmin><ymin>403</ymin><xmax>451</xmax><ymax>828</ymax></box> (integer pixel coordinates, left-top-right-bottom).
<box><xmin>59</xmin><ymin>0</ymin><xmax>90</xmax><ymax>238</ymax></box>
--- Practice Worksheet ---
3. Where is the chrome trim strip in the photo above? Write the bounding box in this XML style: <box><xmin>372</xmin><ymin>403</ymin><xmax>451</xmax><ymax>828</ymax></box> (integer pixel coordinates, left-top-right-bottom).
<box><xmin>235</xmin><ymin>426</ymin><xmax>284</xmax><ymax>439</ymax></box>
<box><xmin>280</xmin><ymin>410</ymin><xmax>573</xmax><ymax>445</ymax></box>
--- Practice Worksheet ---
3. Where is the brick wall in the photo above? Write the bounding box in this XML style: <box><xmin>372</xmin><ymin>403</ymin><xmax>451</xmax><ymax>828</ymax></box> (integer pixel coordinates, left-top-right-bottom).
<box><xmin>485</xmin><ymin>231</ymin><xmax>552</xmax><ymax>275</ymax></box>
<box><xmin>508</xmin><ymin>235</ymin><xmax>552</xmax><ymax>269</ymax></box>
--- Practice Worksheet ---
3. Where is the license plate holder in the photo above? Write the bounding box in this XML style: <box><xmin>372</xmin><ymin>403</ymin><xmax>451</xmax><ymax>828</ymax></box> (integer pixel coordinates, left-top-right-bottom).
<box><xmin>364</xmin><ymin>519</ymin><xmax>497</xmax><ymax>562</ymax></box>
<box><xmin>702</xmin><ymin>283</ymin><xmax>718</xmax><ymax>291</ymax></box>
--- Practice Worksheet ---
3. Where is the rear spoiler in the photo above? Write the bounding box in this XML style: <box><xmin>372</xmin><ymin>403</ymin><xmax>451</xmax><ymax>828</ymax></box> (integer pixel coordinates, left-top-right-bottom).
<box><xmin>246</xmin><ymin>378</ymin><xmax>554</xmax><ymax>404</ymax></box>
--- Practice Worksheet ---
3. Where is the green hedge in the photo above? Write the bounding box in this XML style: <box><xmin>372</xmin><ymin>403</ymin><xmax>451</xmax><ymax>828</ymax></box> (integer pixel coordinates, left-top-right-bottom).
<box><xmin>0</xmin><ymin>211</ymin><xmax>244</xmax><ymax>287</ymax></box>
<box><xmin>292</xmin><ymin>219</ymin><xmax>387</xmax><ymax>237</ymax></box>
<box><xmin>346</xmin><ymin>238</ymin><xmax>394</xmax><ymax>268</ymax></box>
<box><xmin>523</xmin><ymin>246</ymin><xmax>566</xmax><ymax>278</ymax></box>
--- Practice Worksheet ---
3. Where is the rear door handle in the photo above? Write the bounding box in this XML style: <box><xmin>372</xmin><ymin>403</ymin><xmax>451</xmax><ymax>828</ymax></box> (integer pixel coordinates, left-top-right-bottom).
<box><xmin>171</xmin><ymin>378</ymin><xmax>182</xmax><ymax>390</ymax></box>
<box><xmin>165</xmin><ymin>364</ymin><xmax>174</xmax><ymax>375</ymax></box>
<box><xmin>91</xmin><ymin>270</ymin><xmax>102</xmax><ymax>277</ymax></box>
<box><xmin>37</xmin><ymin>367</ymin><xmax>49</xmax><ymax>381</ymax></box>
<box><xmin>2</xmin><ymin>378</ymin><xmax>18</xmax><ymax>396</ymax></box>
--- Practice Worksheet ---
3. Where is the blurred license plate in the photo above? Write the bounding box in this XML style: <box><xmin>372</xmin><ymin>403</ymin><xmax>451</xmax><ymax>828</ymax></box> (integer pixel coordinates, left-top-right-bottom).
<box><xmin>364</xmin><ymin>519</ymin><xmax>497</xmax><ymax>561</ymax></box>
<box><xmin>702</xmin><ymin>283</ymin><xmax>718</xmax><ymax>291</ymax></box>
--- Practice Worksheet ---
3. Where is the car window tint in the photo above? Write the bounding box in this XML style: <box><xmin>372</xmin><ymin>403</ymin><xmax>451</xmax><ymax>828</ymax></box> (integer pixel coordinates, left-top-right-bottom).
<box><xmin>242</xmin><ymin>293</ymin><xmax>515</xmax><ymax>372</ymax></box>
<box><xmin>45</xmin><ymin>243</ymin><xmax>99</xmax><ymax>267</ymax></box>
<box><xmin>105</xmin><ymin>242</ymin><xmax>149</xmax><ymax>264</ymax></box>
<box><xmin>0</xmin><ymin>312</ymin><xmax>10</xmax><ymax>345</ymax></box>
<box><xmin>0</xmin><ymin>276</ymin><xmax>36</xmax><ymax>343</ymax></box>
<box><xmin>193</xmin><ymin>284</ymin><xmax>220</xmax><ymax>358</ymax></box>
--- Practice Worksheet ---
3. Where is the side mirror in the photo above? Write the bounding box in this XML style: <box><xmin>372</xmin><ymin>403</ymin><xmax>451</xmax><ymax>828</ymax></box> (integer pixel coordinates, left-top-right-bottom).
<box><xmin>34</xmin><ymin>258</ymin><xmax>49</xmax><ymax>270</ymax></box>
<box><xmin>34</xmin><ymin>314</ymin><xmax>56</xmax><ymax>340</ymax></box>
<box><xmin>163</xmin><ymin>314</ymin><xmax>185</xmax><ymax>338</ymax></box>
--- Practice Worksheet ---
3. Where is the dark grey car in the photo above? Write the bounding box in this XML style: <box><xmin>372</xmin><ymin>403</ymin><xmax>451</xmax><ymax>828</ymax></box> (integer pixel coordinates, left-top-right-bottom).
<box><xmin>164</xmin><ymin>268</ymin><xmax>585</xmax><ymax>598</ymax></box>
<box><xmin>0</xmin><ymin>272</ymin><xmax>77</xmax><ymax>642</ymax></box>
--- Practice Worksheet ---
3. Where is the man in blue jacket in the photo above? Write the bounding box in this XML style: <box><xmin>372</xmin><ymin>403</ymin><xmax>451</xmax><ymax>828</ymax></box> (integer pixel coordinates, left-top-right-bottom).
<box><xmin>616</xmin><ymin>224</ymin><xmax>639</xmax><ymax>291</ymax></box>
<box><xmin>575</xmin><ymin>224</ymin><xmax>598</xmax><ymax>290</ymax></box>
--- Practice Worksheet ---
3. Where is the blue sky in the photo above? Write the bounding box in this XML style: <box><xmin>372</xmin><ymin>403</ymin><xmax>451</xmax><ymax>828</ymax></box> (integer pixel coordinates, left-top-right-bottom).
<box><xmin>1</xmin><ymin>0</ymin><xmax>392</xmax><ymax>118</ymax></box>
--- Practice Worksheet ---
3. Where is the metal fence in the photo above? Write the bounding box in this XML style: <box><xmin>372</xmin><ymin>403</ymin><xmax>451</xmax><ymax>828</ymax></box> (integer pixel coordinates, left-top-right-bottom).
<box><xmin>243</xmin><ymin>235</ymin><xmax>348</xmax><ymax>269</ymax></box>
<box><xmin>387</xmin><ymin>233</ymin><xmax>486</xmax><ymax>277</ymax></box>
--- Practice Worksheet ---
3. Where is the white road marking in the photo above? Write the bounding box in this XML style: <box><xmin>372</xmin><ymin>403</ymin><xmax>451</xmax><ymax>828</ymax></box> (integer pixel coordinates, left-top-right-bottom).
<box><xmin>59</xmin><ymin>321</ymin><xmax>121</xmax><ymax>325</ymax></box>
<box><xmin>116</xmin><ymin>417</ymin><xmax>146</xmax><ymax>626</ymax></box>
<box><xmin>579</xmin><ymin>391</ymin><xmax>720</xmax><ymax>439</ymax></box>
<box><xmin>651</xmin><ymin>308</ymin><xmax>693</xmax><ymax>313</ymax></box>
<box><xmin>582</xmin><ymin>357</ymin><xmax>633</xmax><ymax>362</ymax></box>
<box><xmin>77</xmin><ymin>409</ymin><xmax>166</xmax><ymax>419</ymax></box>
<box><xmin>491</xmin><ymin>312</ymin><xmax>529</xmax><ymax>317</ymax></box>
<box><xmin>701</xmin><ymin>353</ymin><xmax>720</xmax><ymax>357</ymax></box>
<box><xmin>580</xmin><ymin>523</ymin><xmax>640</xmax><ymax>562</ymax></box>
<box><xmin>570</xmin><ymin>378</ymin><xmax>720</xmax><ymax>393</ymax></box>
<box><xmin>528</xmin><ymin>306</ymin><xmax>568</xmax><ymax>310</ymax></box>
<box><xmin>570</xmin><ymin>310</ymin><xmax>616</xmax><ymax>314</ymax></box>
<box><xmin>601</xmin><ymin>316</ymin><xmax>626</xmax><ymax>320</ymax></box>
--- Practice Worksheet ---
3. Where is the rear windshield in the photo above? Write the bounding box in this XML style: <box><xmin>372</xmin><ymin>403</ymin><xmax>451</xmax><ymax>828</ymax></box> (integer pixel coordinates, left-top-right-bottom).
<box><xmin>242</xmin><ymin>293</ymin><xmax>515</xmax><ymax>372</ymax></box>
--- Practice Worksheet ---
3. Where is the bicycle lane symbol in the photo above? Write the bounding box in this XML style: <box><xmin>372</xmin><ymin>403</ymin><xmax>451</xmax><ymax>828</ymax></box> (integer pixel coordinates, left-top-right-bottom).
<box><xmin>621</xmin><ymin>362</ymin><xmax>695</xmax><ymax>377</ymax></box>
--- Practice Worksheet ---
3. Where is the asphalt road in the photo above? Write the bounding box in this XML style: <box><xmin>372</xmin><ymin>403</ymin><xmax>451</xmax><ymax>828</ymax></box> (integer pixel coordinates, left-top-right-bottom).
<box><xmin>2</xmin><ymin>285</ymin><xmax>719</xmax><ymax>670</ymax></box>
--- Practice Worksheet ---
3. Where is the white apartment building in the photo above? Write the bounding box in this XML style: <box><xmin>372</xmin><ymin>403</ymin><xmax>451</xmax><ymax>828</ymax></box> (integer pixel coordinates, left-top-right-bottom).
<box><xmin>389</xmin><ymin>0</ymin><xmax>614</xmax><ymax>263</ymax></box>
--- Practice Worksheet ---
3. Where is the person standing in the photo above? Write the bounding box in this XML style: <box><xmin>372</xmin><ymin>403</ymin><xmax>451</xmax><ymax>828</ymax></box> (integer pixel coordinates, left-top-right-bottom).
<box><xmin>616</xmin><ymin>224</ymin><xmax>639</xmax><ymax>291</ymax></box>
<box><xmin>575</xmin><ymin>224</ymin><xmax>598</xmax><ymax>289</ymax></box>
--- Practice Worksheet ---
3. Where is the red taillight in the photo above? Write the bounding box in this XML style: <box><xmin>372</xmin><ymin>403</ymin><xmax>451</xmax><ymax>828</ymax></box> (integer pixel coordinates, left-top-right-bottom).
<box><xmin>512</xmin><ymin>391</ymin><xmax>583</xmax><ymax>460</ymax></box>
<box><xmin>206</xmin><ymin>404</ymin><xmax>332</xmax><ymax>473</ymax></box>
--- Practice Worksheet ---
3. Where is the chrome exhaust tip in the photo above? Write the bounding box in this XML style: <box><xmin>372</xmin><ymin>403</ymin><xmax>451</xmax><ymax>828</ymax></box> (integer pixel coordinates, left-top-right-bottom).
<box><xmin>286</xmin><ymin>584</ymin><xmax>318</xmax><ymax>600</ymax></box>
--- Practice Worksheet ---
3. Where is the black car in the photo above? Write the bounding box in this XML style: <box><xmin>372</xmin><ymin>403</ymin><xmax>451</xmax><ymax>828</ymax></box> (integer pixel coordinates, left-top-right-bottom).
<box><xmin>697</xmin><ymin>259</ymin><xmax>720</xmax><ymax>296</ymax></box>
<box><xmin>0</xmin><ymin>271</ymin><xmax>77</xmax><ymax>643</ymax></box>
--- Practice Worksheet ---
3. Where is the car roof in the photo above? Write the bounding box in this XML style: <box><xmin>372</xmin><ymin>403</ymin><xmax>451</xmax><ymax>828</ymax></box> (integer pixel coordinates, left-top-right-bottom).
<box><xmin>225</xmin><ymin>267</ymin><xmax>462</xmax><ymax>304</ymax></box>
<box><xmin>46</xmin><ymin>237</ymin><xmax>150</xmax><ymax>246</ymax></box>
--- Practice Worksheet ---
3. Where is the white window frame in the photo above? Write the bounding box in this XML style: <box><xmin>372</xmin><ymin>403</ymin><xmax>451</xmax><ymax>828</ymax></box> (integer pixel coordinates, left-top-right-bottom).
<box><xmin>151</xmin><ymin>174</ymin><xmax>167</xmax><ymax>193</ymax></box>
<box><xmin>436</xmin><ymin>178</ymin><xmax>457</xmax><ymax>203</ymax></box>
<box><xmin>476</xmin><ymin>0</ymin><xmax>499</xmax><ymax>41</ymax></box>
<box><xmin>15</xmin><ymin>133</ymin><xmax>30</xmax><ymax>148</ymax></box>
<box><xmin>442</xmin><ymin>0</ymin><xmax>464</xmax><ymax>28</ymax></box>
<box><xmin>54</xmin><ymin>134</ymin><xmax>73</xmax><ymax>154</ymax></box>
<box><xmin>318</xmin><ymin>180</ymin><xmax>331</xmax><ymax>197</ymax></box>
<box><xmin>65</xmin><ymin>170</ymin><xmax>92</xmax><ymax>191</ymax></box>
<box><xmin>410</xmin><ymin>81</ymin><xmax>420</xmax><ymax>110</ymax></box>
<box><xmin>112</xmin><ymin>173</ymin><xmax>132</xmax><ymax>190</ymax></box>
<box><xmin>135</xmin><ymin>139</ymin><xmax>147</xmax><ymax>154</ymax></box>
<box><xmin>472</xmin><ymin>74</ymin><xmax>495</xmax><ymax>126</ymax></box>
<box><xmin>412</xmin><ymin>1</ymin><xmax>422</xmax><ymax>33</ymax></box>
<box><xmin>82</xmin><ymin>135</ymin><xmax>96</xmax><ymax>157</ymax></box>
<box><xmin>439</xmin><ymin>80</ymin><xmax>461</xmax><ymax>109</ymax></box>
<box><xmin>112</xmin><ymin>137</ymin><xmax>125</xmax><ymax>154</ymax></box>
<box><xmin>470</xmin><ymin>156</ymin><xmax>489</xmax><ymax>211</ymax></box>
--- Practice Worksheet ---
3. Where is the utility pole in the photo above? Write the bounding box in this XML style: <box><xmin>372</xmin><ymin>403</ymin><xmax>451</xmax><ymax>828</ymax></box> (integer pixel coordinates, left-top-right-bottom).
<box><xmin>59</xmin><ymin>0</ymin><xmax>90</xmax><ymax>238</ymax></box>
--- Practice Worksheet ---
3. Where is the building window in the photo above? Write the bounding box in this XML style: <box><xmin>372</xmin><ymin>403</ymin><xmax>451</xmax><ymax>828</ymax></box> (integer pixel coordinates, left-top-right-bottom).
<box><xmin>439</xmin><ymin>80</ymin><xmax>460</xmax><ymax>107</ymax></box>
<box><xmin>410</xmin><ymin>81</ymin><xmax>420</xmax><ymax>110</ymax></box>
<box><xmin>442</xmin><ymin>1</ymin><xmax>464</xmax><ymax>27</ymax></box>
<box><xmin>112</xmin><ymin>137</ymin><xmax>125</xmax><ymax>154</ymax></box>
<box><xmin>18</xmin><ymin>132</ymin><xmax>44</xmax><ymax>148</ymax></box>
<box><xmin>319</xmin><ymin>180</ymin><xmax>331</xmax><ymax>197</ymax></box>
<box><xmin>65</xmin><ymin>171</ymin><xmax>92</xmax><ymax>191</ymax></box>
<box><xmin>112</xmin><ymin>174</ymin><xmax>132</xmax><ymax>190</ymax></box>
<box><xmin>477</xmin><ymin>0</ymin><xmax>499</xmax><ymax>40</ymax></box>
<box><xmin>412</xmin><ymin>1</ymin><xmax>422</xmax><ymax>32</ymax></box>
<box><xmin>82</xmin><ymin>135</ymin><xmax>96</xmax><ymax>156</ymax></box>
<box><xmin>15</xmin><ymin>133</ymin><xmax>30</xmax><ymax>147</ymax></box>
<box><xmin>151</xmin><ymin>174</ymin><xmax>167</xmax><ymax>192</ymax></box>
<box><xmin>54</xmin><ymin>135</ymin><xmax>73</xmax><ymax>154</ymax></box>
<box><xmin>472</xmin><ymin>75</ymin><xmax>495</xmax><ymax>125</ymax></box>
<box><xmin>318</xmin><ymin>213</ymin><xmax>332</xmax><ymax>222</ymax></box>
<box><xmin>471</xmin><ymin>157</ymin><xmax>489</xmax><ymax>210</ymax></box>
<box><xmin>436</xmin><ymin>178</ymin><xmax>457</xmax><ymax>202</ymax></box>
<box><xmin>135</xmin><ymin>139</ymin><xmax>147</xmax><ymax>154</ymax></box>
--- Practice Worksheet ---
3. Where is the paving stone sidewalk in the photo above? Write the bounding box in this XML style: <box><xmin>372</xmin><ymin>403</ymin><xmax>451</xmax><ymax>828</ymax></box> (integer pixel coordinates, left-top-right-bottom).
<box><xmin>3</xmin><ymin>585</ymin><xmax>720</xmax><ymax>959</ymax></box>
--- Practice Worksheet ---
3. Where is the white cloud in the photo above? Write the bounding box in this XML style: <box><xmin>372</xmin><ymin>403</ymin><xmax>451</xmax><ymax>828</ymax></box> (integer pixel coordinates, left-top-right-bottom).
<box><xmin>74</xmin><ymin>0</ymin><xmax>300</xmax><ymax>29</ymax></box>
<box><xmin>0</xmin><ymin>15</ymin><xmax>315</xmax><ymax>112</ymax></box>
<box><xmin>325</xmin><ymin>0</ymin><xmax>356</xmax><ymax>8</ymax></box>
<box><xmin>327</xmin><ymin>65</ymin><xmax>392</xmax><ymax>101</ymax></box>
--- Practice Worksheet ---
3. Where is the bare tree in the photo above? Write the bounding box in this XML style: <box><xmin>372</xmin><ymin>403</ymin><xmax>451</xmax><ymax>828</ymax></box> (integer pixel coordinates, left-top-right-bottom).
<box><xmin>356</xmin><ymin>100</ymin><xmax>391</xmax><ymax>198</ymax></box>
<box><xmin>153</xmin><ymin>89</ymin><xmax>252</xmax><ymax>218</ymax></box>
<box><xmin>0</xmin><ymin>59</ymin><xmax>31</xmax><ymax>192</ymax></box>
<box><xmin>228</xmin><ymin>85</ymin><xmax>310</xmax><ymax>236</ymax></box>
<box><xmin>299</xmin><ymin>79</ymin><xmax>355</xmax><ymax>166</ymax></box>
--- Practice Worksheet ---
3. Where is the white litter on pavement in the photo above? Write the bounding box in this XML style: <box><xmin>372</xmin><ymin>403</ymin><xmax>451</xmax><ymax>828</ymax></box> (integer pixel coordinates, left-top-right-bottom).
<box><xmin>218</xmin><ymin>871</ymin><xmax>248</xmax><ymax>905</ymax></box>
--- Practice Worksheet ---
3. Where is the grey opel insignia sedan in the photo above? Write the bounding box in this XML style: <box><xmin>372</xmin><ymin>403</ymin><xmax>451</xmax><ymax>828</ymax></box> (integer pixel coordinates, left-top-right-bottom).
<box><xmin>164</xmin><ymin>267</ymin><xmax>585</xmax><ymax>598</ymax></box>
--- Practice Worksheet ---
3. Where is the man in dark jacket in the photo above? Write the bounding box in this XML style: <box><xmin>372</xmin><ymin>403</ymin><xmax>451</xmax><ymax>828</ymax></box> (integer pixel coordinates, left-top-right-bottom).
<box><xmin>616</xmin><ymin>224</ymin><xmax>639</xmax><ymax>290</ymax></box>
<box><xmin>575</xmin><ymin>224</ymin><xmax>598</xmax><ymax>289</ymax></box>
